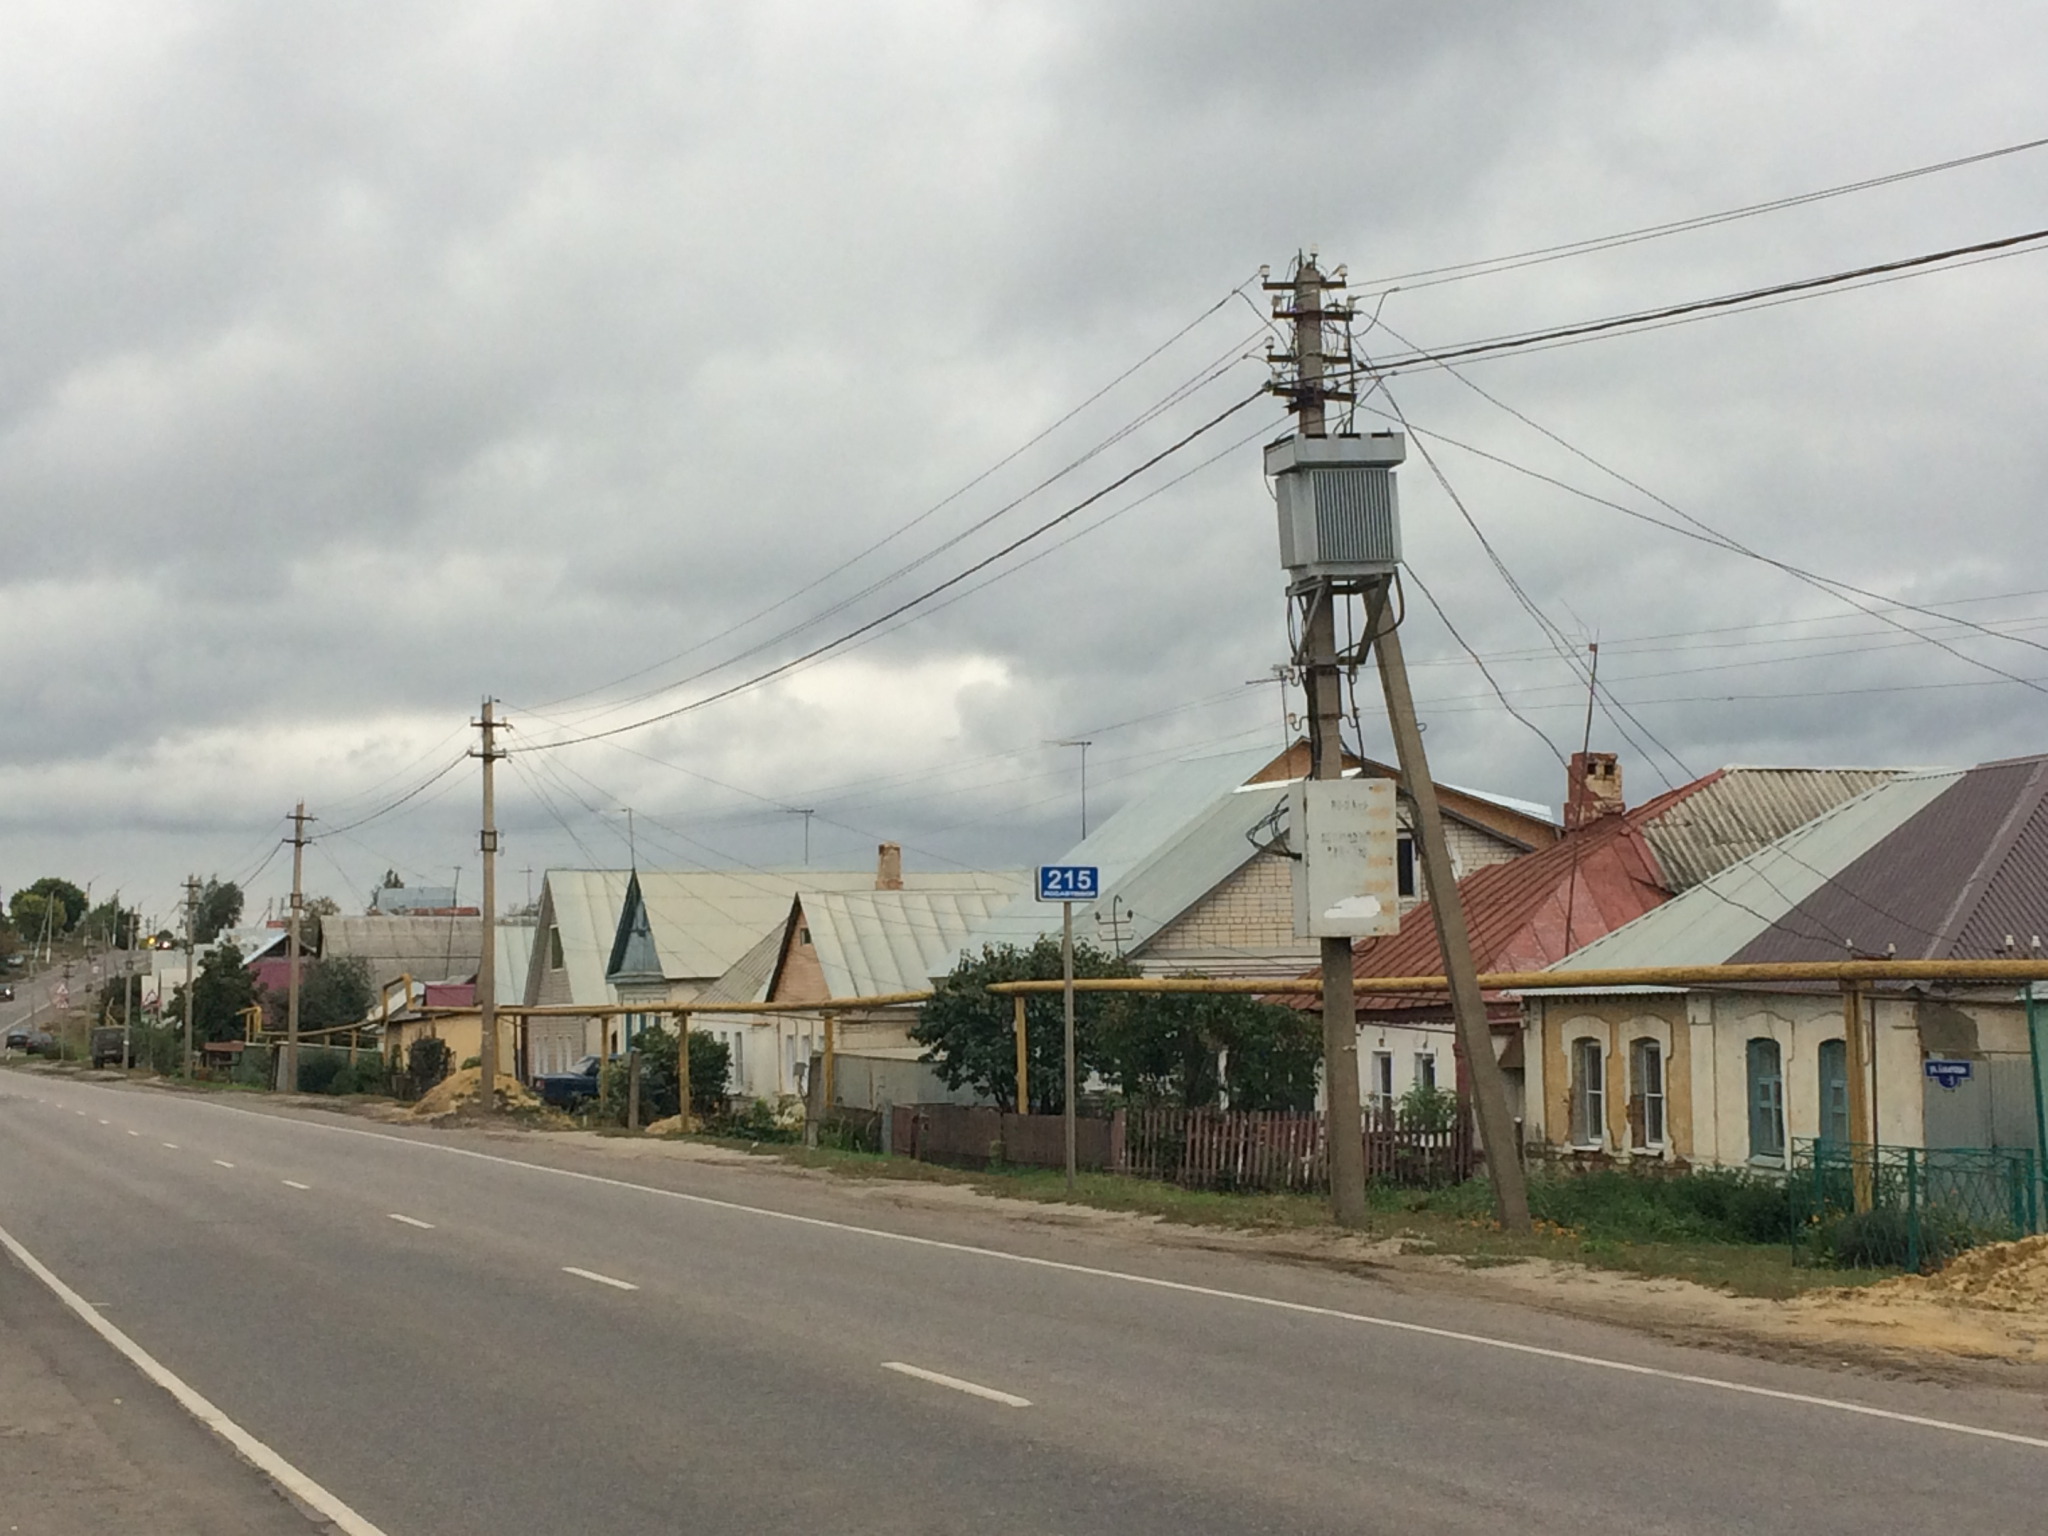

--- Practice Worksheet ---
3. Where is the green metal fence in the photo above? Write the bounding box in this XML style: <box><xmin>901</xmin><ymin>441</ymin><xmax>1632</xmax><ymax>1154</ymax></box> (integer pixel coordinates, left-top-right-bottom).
<box><xmin>1790</xmin><ymin>1139</ymin><xmax>2042</xmax><ymax>1271</ymax></box>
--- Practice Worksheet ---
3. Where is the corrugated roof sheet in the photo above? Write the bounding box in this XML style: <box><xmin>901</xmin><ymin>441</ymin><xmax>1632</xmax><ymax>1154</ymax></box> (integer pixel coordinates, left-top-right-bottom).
<box><xmin>694</xmin><ymin>923</ymin><xmax>786</xmax><ymax>1006</ymax></box>
<box><xmin>1730</xmin><ymin>756</ymin><xmax>2048</xmax><ymax>963</ymax></box>
<box><xmin>958</xmin><ymin>745</ymin><xmax>1283</xmax><ymax>956</ymax></box>
<box><xmin>533</xmin><ymin>870</ymin><xmax>632</xmax><ymax>1008</ymax></box>
<box><xmin>1340</xmin><ymin>807</ymin><xmax>1671</xmax><ymax>1013</ymax></box>
<box><xmin>1638</xmin><ymin>766</ymin><xmax>1909</xmax><ymax>890</ymax></box>
<box><xmin>322</xmin><ymin>915</ymin><xmax>483</xmax><ymax>991</ymax></box>
<box><xmin>1554</xmin><ymin>769</ymin><xmax>1965</xmax><ymax>972</ymax></box>
<box><xmin>804</xmin><ymin>883</ymin><xmax>1029</xmax><ymax>997</ymax></box>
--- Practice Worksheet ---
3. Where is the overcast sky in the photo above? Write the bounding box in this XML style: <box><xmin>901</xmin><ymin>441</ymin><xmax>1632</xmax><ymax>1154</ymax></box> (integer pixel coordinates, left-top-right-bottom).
<box><xmin>5</xmin><ymin>1</ymin><xmax>2048</xmax><ymax>929</ymax></box>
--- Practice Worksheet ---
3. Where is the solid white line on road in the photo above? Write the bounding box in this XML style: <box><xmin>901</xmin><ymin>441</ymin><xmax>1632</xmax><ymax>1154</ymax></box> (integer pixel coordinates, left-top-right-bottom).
<box><xmin>387</xmin><ymin>1214</ymin><xmax>435</xmax><ymax>1229</ymax></box>
<box><xmin>213</xmin><ymin>1160</ymin><xmax>236</xmax><ymax>1169</ymax></box>
<box><xmin>282</xmin><ymin>1180</ymin><xmax>311</xmax><ymax>1190</ymax></box>
<box><xmin>562</xmin><ymin>1266</ymin><xmax>638</xmax><ymax>1291</ymax></box>
<box><xmin>111</xmin><ymin>1090</ymin><xmax>2048</xmax><ymax>1457</ymax></box>
<box><xmin>0</xmin><ymin>1218</ymin><xmax>392</xmax><ymax>1536</ymax></box>
<box><xmin>882</xmin><ymin>1361</ymin><xmax>1031</xmax><ymax>1408</ymax></box>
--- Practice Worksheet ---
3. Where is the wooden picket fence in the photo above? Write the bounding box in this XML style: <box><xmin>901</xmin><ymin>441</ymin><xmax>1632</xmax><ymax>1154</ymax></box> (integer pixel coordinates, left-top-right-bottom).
<box><xmin>1120</xmin><ymin>1105</ymin><xmax>1476</xmax><ymax>1193</ymax></box>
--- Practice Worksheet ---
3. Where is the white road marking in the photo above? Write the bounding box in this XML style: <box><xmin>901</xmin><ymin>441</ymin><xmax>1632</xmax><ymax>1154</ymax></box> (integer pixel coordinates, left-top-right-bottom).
<box><xmin>161</xmin><ymin>1143</ymin><xmax>178</xmax><ymax>1150</ymax></box>
<box><xmin>282</xmin><ymin>1180</ymin><xmax>311</xmax><ymax>1190</ymax></box>
<box><xmin>562</xmin><ymin>1266</ymin><xmax>638</xmax><ymax>1291</ymax></box>
<box><xmin>882</xmin><ymin>1361</ymin><xmax>1030</xmax><ymax>1408</ymax></box>
<box><xmin>76</xmin><ymin>1089</ymin><xmax>2048</xmax><ymax>1457</ymax></box>
<box><xmin>387</xmin><ymin>1214</ymin><xmax>434</xmax><ymax>1229</ymax></box>
<box><xmin>212</xmin><ymin>1159</ymin><xmax>236</xmax><ymax>1169</ymax></box>
<box><xmin>75</xmin><ymin>1110</ymin><xmax>86</xmax><ymax>1116</ymax></box>
<box><xmin>127</xmin><ymin>1130</ymin><xmax>139</xmax><ymax>1137</ymax></box>
<box><xmin>0</xmin><ymin>1219</ymin><xmax>391</xmax><ymax>1536</ymax></box>
<box><xmin>98</xmin><ymin>1118</ymin><xmax>110</xmax><ymax>1125</ymax></box>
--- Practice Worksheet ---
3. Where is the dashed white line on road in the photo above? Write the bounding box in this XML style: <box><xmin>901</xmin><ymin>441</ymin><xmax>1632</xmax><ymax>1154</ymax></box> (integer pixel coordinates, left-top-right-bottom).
<box><xmin>387</xmin><ymin>1213</ymin><xmax>435</xmax><ymax>1229</ymax></box>
<box><xmin>213</xmin><ymin>1159</ymin><xmax>236</xmax><ymax>1169</ymax></box>
<box><xmin>282</xmin><ymin>1180</ymin><xmax>311</xmax><ymax>1190</ymax></box>
<box><xmin>161</xmin><ymin>1143</ymin><xmax>178</xmax><ymax>1150</ymax></box>
<box><xmin>127</xmin><ymin>1130</ymin><xmax>139</xmax><ymax>1137</ymax></box>
<box><xmin>882</xmin><ymin>1361</ymin><xmax>1031</xmax><ymax>1408</ymax></box>
<box><xmin>98</xmin><ymin>1118</ymin><xmax>110</xmax><ymax>1125</ymax></box>
<box><xmin>562</xmin><ymin>1266</ymin><xmax>637</xmax><ymax>1291</ymax></box>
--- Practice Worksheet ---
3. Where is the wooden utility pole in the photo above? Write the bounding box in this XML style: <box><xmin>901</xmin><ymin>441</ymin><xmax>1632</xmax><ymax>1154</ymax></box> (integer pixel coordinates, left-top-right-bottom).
<box><xmin>1842</xmin><ymin>983</ymin><xmax>1873</xmax><ymax>1211</ymax></box>
<box><xmin>285</xmin><ymin>802</ymin><xmax>309</xmax><ymax>1093</ymax></box>
<box><xmin>475</xmin><ymin>701</ymin><xmax>505</xmax><ymax>1111</ymax></box>
<box><xmin>1266</xmin><ymin>253</ymin><xmax>1530</xmax><ymax>1234</ymax></box>
<box><xmin>1013</xmin><ymin>993</ymin><xmax>1028</xmax><ymax>1113</ymax></box>
<box><xmin>182</xmin><ymin>876</ymin><xmax>200</xmax><ymax>1080</ymax></box>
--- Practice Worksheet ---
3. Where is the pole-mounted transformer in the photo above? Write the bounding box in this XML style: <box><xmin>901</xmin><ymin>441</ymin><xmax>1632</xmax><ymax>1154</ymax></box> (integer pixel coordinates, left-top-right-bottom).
<box><xmin>1267</xmin><ymin>430</ymin><xmax>1405</xmax><ymax>582</ymax></box>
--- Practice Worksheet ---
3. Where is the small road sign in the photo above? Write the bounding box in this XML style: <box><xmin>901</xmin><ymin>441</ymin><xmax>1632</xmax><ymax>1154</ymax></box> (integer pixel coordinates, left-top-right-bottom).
<box><xmin>1035</xmin><ymin>865</ymin><xmax>1099</xmax><ymax>903</ymax></box>
<box><xmin>1923</xmin><ymin>1058</ymin><xmax>1973</xmax><ymax>1089</ymax></box>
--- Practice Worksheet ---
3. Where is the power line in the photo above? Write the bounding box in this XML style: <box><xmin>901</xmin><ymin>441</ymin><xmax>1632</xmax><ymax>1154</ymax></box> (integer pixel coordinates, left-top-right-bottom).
<box><xmin>1399</xmin><ymin>566</ymin><xmax>1566</xmax><ymax>768</ymax></box>
<box><xmin>1351</xmin><ymin>131</ymin><xmax>2048</xmax><ymax>295</ymax></box>
<box><xmin>1349</xmin><ymin>225</ymin><xmax>2048</xmax><ymax>375</ymax></box>
<box><xmin>522</xmin><ymin>387</ymin><xmax>1270</xmax><ymax>751</ymax></box>
<box><xmin>319</xmin><ymin>754</ymin><xmax>471</xmax><ymax>836</ymax></box>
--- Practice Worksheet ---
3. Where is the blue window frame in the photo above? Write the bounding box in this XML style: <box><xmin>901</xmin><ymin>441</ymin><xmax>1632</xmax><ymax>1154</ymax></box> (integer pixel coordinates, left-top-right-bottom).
<box><xmin>1747</xmin><ymin>1037</ymin><xmax>1785</xmax><ymax>1161</ymax></box>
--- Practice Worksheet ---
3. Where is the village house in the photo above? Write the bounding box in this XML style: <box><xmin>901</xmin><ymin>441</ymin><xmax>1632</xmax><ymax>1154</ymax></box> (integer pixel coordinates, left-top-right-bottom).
<box><xmin>1341</xmin><ymin>753</ymin><xmax>1905</xmax><ymax>1121</ymax></box>
<box><xmin>1523</xmin><ymin>754</ymin><xmax>2048</xmax><ymax>1168</ymax></box>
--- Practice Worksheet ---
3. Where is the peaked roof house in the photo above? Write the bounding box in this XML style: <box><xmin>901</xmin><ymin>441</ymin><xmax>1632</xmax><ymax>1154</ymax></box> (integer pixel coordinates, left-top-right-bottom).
<box><xmin>1328</xmin><ymin>753</ymin><xmax>1912</xmax><ymax>1118</ymax></box>
<box><xmin>1525</xmin><ymin>755</ymin><xmax>2048</xmax><ymax>1168</ymax></box>
<box><xmin>955</xmin><ymin>742</ymin><xmax>1554</xmax><ymax>980</ymax></box>
<box><xmin>688</xmin><ymin>850</ymin><xmax>1026</xmax><ymax>1102</ymax></box>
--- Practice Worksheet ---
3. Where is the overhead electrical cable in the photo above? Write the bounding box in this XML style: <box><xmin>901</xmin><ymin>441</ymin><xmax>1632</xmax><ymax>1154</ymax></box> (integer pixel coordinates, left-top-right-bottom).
<box><xmin>1399</xmin><ymin>566</ymin><xmax>1568</xmax><ymax>768</ymax></box>
<box><xmin>1342</xmin><ymin>225</ymin><xmax>2048</xmax><ymax>376</ymax></box>
<box><xmin>1352</xmin><ymin>132</ymin><xmax>2048</xmax><ymax>295</ymax></box>
<box><xmin>531</xmin><ymin>279</ymin><xmax>1268</xmax><ymax>716</ymax></box>
<box><xmin>317</xmin><ymin>753</ymin><xmax>471</xmax><ymax>837</ymax></box>
<box><xmin>522</xmin><ymin>388</ymin><xmax>1270</xmax><ymax>751</ymax></box>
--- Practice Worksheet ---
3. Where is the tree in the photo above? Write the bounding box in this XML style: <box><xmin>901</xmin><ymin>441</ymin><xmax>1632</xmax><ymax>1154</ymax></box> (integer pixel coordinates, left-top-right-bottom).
<box><xmin>1095</xmin><ymin>989</ymin><xmax>1323</xmax><ymax>1112</ymax></box>
<box><xmin>304</xmin><ymin>895</ymin><xmax>341</xmax><ymax>918</ymax></box>
<box><xmin>913</xmin><ymin>938</ymin><xmax>1137</xmax><ymax>1114</ymax></box>
<box><xmin>83</xmin><ymin>899</ymin><xmax>139</xmax><ymax>950</ymax></box>
<box><xmin>166</xmin><ymin>942</ymin><xmax>260</xmax><ymax>1043</ymax></box>
<box><xmin>193</xmin><ymin>878</ymin><xmax>243</xmax><ymax>944</ymax></box>
<box><xmin>12</xmin><ymin>878</ymin><xmax>87</xmax><ymax>936</ymax></box>
<box><xmin>594</xmin><ymin>1021</ymin><xmax>730</xmax><ymax>1123</ymax></box>
<box><xmin>295</xmin><ymin>956</ymin><xmax>373</xmax><ymax>1035</ymax></box>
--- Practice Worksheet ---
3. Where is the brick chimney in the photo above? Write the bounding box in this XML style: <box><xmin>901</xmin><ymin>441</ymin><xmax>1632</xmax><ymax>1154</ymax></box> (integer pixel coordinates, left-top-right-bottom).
<box><xmin>875</xmin><ymin>842</ymin><xmax>903</xmax><ymax>891</ymax></box>
<box><xmin>1564</xmin><ymin>751</ymin><xmax>1624</xmax><ymax>830</ymax></box>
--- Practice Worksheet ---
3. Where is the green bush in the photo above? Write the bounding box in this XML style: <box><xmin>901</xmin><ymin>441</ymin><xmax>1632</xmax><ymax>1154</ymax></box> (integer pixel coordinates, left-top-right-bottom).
<box><xmin>406</xmin><ymin>1038</ymin><xmax>453</xmax><ymax>1099</ymax></box>
<box><xmin>1523</xmin><ymin>1167</ymin><xmax>1795</xmax><ymax>1245</ymax></box>
<box><xmin>704</xmin><ymin>1097</ymin><xmax>800</xmax><ymax>1143</ymax></box>
<box><xmin>296</xmin><ymin>1048</ymin><xmax>350</xmax><ymax>1094</ymax></box>
<box><xmin>1823</xmin><ymin>1205</ymin><xmax>1985</xmax><ymax>1272</ymax></box>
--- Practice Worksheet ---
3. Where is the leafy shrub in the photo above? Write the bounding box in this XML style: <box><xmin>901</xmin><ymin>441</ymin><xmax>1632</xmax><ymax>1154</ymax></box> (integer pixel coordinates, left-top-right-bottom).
<box><xmin>705</xmin><ymin>1097</ymin><xmax>801</xmax><ymax>1143</ymax></box>
<box><xmin>1823</xmin><ymin>1205</ymin><xmax>1984</xmax><ymax>1272</ymax></box>
<box><xmin>1396</xmin><ymin>1084</ymin><xmax>1460</xmax><ymax>1134</ymax></box>
<box><xmin>1523</xmin><ymin>1167</ymin><xmax>1795</xmax><ymax>1245</ymax></box>
<box><xmin>295</xmin><ymin>1048</ymin><xmax>350</xmax><ymax>1094</ymax></box>
<box><xmin>406</xmin><ymin>1037</ymin><xmax>453</xmax><ymax>1099</ymax></box>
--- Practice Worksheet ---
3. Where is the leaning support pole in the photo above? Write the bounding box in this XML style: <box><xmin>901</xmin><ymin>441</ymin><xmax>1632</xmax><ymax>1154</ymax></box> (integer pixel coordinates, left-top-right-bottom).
<box><xmin>1368</xmin><ymin>590</ymin><xmax>1532</xmax><ymax>1233</ymax></box>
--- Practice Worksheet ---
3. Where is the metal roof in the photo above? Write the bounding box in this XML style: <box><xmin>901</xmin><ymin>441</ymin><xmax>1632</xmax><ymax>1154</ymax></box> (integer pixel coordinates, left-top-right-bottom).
<box><xmin>1550</xmin><ymin>769</ymin><xmax>1965</xmax><ymax>972</ymax></box>
<box><xmin>531</xmin><ymin>870</ymin><xmax>632</xmax><ymax>1008</ymax></box>
<box><xmin>495</xmin><ymin>919</ymin><xmax>536</xmax><ymax>1005</ymax></box>
<box><xmin>694</xmin><ymin>923</ymin><xmax>786</xmax><ymax>1006</ymax></box>
<box><xmin>1636</xmin><ymin>766</ymin><xmax>1909</xmax><ymax>891</ymax></box>
<box><xmin>804</xmin><ymin>883</ymin><xmax>1029</xmax><ymax>997</ymax></box>
<box><xmin>1730</xmin><ymin>755</ymin><xmax>2048</xmax><ymax>963</ymax></box>
<box><xmin>958</xmin><ymin>745</ymin><xmax>1285</xmax><ymax>956</ymax></box>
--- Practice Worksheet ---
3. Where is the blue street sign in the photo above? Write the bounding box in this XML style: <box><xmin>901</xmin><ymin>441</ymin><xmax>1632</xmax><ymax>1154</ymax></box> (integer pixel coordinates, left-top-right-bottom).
<box><xmin>1036</xmin><ymin>865</ymin><xmax>1099</xmax><ymax>903</ymax></box>
<box><xmin>1923</xmin><ymin>1058</ymin><xmax>1973</xmax><ymax>1089</ymax></box>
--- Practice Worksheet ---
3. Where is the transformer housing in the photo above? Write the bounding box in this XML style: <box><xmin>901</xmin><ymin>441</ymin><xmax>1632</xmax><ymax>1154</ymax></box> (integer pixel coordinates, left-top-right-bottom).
<box><xmin>1265</xmin><ymin>431</ymin><xmax>1405</xmax><ymax>581</ymax></box>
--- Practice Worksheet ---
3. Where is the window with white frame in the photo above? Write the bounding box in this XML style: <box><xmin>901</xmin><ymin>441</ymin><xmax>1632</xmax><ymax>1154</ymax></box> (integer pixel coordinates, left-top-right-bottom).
<box><xmin>1628</xmin><ymin>1037</ymin><xmax>1664</xmax><ymax>1149</ymax></box>
<box><xmin>1569</xmin><ymin>1036</ymin><xmax>1604</xmax><ymax>1148</ymax></box>
<box><xmin>1369</xmin><ymin>1051</ymin><xmax>1394</xmax><ymax>1114</ymax></box>
<box><xmin>1413</xmin><ymin>1052</ymin><xmax>1437</xmax><ymax>1091</ymax></box>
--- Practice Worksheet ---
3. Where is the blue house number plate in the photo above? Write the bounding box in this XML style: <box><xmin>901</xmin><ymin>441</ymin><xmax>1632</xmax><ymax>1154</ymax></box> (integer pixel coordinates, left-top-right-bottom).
<box><xmin>1036</xmin><ymin>865</ymin><xmax>1099</xmax><ymax>902</ymax></box>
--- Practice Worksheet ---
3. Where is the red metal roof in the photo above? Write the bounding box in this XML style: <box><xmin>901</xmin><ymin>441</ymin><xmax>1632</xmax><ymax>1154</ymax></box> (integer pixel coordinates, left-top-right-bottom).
<box><xmin>1320</xmin><ymin>774</ymin><xmax>1717</xmax><ymax>1018</ymax></box>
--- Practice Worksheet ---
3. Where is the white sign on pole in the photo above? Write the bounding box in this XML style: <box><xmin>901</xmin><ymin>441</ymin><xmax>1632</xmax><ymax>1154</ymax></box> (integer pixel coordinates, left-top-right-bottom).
<box><xmin>1289</xmin><ymin>778</ymin><xmax>1400</xmax><ymax>939</ymax></box>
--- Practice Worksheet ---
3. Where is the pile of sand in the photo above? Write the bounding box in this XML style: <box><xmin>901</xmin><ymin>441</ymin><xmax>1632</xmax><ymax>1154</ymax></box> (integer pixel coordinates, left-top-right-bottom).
<box><xmin>410</xmin><ymin>1067</ymin><xmax>538</xmax><ymax>1118</ymax></box>
<box><xmin>1839</xmin><ymin>1234</ymin><xmax>2048</xmax><ymax>1313</ymax></box>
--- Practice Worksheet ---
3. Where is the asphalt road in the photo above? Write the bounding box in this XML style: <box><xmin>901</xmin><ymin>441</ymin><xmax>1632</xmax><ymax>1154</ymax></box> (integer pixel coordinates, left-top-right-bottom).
<box><xmin>3</xmin><ymin>1070</ymin><xmax>2045</xmax><ymax>1536</ymax></box>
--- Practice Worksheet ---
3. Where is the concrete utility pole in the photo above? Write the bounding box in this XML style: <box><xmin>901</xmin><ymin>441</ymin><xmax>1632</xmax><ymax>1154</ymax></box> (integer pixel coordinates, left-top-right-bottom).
<box><xmin>1269</xmin><ymin>257</ymin><xmax>1369</xmax><ymax>1228</ymax></box>
<box><xmin>285</xmin><ymin>802</ymin><xmax>309</xmax><ymax>1093</ymax></box>
<box><xmin>474</xmin><ymin>700</ymin><xmax>506</xmax><ymax>1111</ymax></box>
<box><xmin>182</xmin><ymin>876</ymin><xmax>200</xmax><ymax>1080</ymax></box>
<box><xmin>1266</xmin><ymin>254</ymin><xmax>1531</xmax><ymax>1233</ymax></box>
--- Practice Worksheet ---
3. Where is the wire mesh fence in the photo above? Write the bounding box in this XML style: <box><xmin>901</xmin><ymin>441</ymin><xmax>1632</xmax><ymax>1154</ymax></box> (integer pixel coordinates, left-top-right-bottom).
<box><xmin>1789</xmin><ymin>1139</ymin><xmax>2042</xmax><ymax>1271</ymax></box>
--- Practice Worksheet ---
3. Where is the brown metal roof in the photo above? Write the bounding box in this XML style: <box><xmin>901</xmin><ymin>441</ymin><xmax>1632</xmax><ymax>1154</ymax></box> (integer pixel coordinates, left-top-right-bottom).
<box><xmin>1729</xmin><ymin>755</ymin><xmax>2048</xmax><ymax>963</ymax></box>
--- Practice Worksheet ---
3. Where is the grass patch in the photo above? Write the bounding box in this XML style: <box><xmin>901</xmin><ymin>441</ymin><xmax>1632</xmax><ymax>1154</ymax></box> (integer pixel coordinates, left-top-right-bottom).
<box><xmin>729</xmin><ymin>1141</ymin><xmax>1891</xmax><ymax>1299</ymax></box>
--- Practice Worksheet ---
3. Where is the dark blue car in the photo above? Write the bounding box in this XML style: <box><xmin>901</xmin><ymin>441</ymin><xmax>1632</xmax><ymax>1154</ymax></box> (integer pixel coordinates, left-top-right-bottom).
<box><xmin>534</xmin><ymin>1055</ymin><xmax>603</xmax><ymax>1109</ymax></box>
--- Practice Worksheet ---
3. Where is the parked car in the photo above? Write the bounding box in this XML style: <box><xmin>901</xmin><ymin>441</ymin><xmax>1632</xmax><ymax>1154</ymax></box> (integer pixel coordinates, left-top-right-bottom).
<box><xmin>90</xmin><ymin>1025</ymin><xmax>128</xmax><ymax>1069</ymax></box>
<box><xmin>533</xmin><ymin>1055</ymin><xmax>604</xmax><ymax>1109</ymax></box>
<box><xmin>4</xmin><ymin>1026</ymin><xmax>57</xmax><ymax>1057</ymax></box>
<box><xmin>0</xmin><ymin>984</ymin><xmax>14</xmax><ymax>1001</ymax></box>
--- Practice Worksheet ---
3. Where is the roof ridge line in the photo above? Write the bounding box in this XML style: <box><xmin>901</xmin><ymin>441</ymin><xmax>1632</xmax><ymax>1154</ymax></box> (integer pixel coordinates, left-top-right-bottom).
<box><xmin>1925</xmin><ymin>759</ymin><xmax>2048</xmax><ymax>959</ymax></box>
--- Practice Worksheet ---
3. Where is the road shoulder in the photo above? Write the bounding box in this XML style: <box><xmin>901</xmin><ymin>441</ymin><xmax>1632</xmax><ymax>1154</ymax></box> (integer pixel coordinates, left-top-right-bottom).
<box><xmin>0</xmin><ymin>1248</ymin><xmax>328</xmax><ymax>1535</ymax></box>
